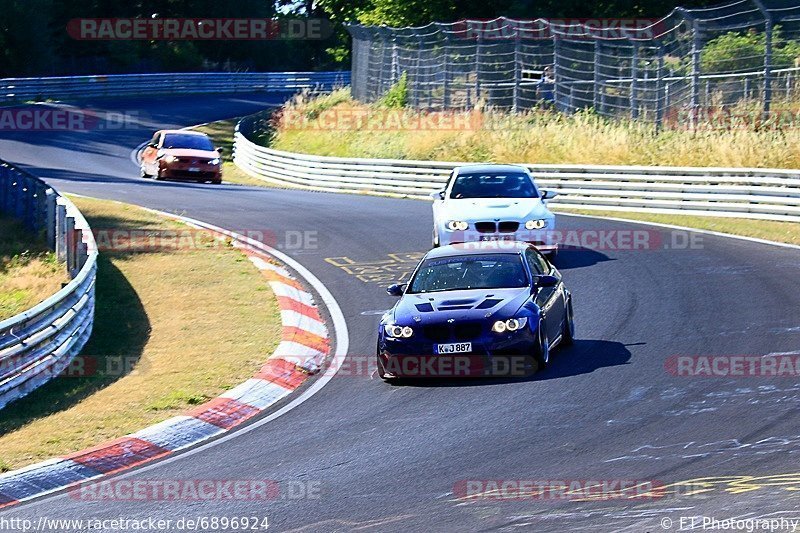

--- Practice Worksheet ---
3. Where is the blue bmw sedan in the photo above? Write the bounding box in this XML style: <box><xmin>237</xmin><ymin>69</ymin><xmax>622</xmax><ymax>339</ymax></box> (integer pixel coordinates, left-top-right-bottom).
<box><xmin>377</xmin><ymin>241</ymin><xmax>574</xmax><ymax>380</ymax></box>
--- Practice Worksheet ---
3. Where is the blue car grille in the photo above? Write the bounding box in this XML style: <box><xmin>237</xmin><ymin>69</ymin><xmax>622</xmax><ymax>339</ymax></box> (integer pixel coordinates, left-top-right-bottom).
<box><xmin>423</xmin><ymin>322</ymin><xmax>484</xmax><ymax>342</ymax></box>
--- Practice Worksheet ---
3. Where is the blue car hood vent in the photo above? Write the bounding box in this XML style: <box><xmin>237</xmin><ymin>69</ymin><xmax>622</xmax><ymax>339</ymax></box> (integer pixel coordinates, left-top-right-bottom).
<box><xmin>415</xmin><ymin>303</ymin><xmax>435</xmax><ymax>312</ymax></box>
<box><xmin>475</xmin><ymin>298</ymin><xmax>504</xmax><ymax>309</ymax></box>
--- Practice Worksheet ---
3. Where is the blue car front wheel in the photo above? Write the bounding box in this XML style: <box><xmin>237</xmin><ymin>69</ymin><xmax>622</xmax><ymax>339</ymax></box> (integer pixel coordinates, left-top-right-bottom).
<box><xmin>533</xmin><ymin>320</ymin><xmax>549</xmax><ymax>369</ymax></box>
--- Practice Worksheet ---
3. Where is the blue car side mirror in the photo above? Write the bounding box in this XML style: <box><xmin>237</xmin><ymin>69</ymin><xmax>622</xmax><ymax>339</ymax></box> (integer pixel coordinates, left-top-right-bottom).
<box><xmin>387</xmin><ymin>283</ymin><xmax>406</xmax><ymax>296</ymax></box>
<box><xmin>534</xmin><ymin>275</ymin><xmax>559</xmax><ymax>288</ymax></box>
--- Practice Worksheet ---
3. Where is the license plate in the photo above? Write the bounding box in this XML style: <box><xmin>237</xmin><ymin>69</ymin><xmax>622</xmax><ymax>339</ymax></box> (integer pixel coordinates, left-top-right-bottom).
<box><xmin>479</xmin><ymin>235</ymin><xmax>511</xmax><ymax>241</ymax></box>
<box><xmin>188</xmin><ymin>167</ymin><xmax>200</xmax><ymax>172</ymax></box>
<box><xmin>436</xmin><ymin>342</ymin><xmax>472</xmax><ymax>354</ymax></box>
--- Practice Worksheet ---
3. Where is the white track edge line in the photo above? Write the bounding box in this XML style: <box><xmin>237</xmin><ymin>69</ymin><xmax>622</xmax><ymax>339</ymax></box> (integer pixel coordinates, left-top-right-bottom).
<box><xmin>11</xmin><ymin>205</ymin><xmax>349</xmax><ymax>511</ymax></box>
<box><xmin>557</xmin><ymin>211</ymin><xmax>800</xmax><ymax>251</ymax></box>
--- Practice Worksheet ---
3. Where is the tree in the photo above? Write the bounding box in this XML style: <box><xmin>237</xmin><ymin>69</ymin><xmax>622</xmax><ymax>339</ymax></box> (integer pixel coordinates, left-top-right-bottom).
<box><xmin>701</xmin><ymin>26</ymin><xmax>800</xmax><ymax>74</ymax></box>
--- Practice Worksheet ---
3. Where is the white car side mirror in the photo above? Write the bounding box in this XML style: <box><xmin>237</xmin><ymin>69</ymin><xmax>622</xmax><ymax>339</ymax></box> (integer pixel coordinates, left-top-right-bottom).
<box><xmin>430</xmin><ymin>190</ymin><xmax>445</xmax><ymax>200</ymax></box>
<box><xmin>541</xmin><ymin>189</ymin><xmax>558</xmax><ymax>200</ymax></box>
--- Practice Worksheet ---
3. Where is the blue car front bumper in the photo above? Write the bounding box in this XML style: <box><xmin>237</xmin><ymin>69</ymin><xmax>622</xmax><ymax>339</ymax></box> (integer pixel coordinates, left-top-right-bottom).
<box><xmin>377</xmin><ymin>327</ymin><xmax>539</xmax><ymax>378</ymax></box>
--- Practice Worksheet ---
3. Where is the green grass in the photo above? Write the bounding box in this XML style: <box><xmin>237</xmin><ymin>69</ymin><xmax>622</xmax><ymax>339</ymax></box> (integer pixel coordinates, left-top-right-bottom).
<box><xmin>0</xmin><ymin>197</ymin><xmax>282</xmax><ymax>470</ymax></box>
<box><xmin>0</xmin><ymin>214</ymin><xmax>68</xmax><ymax>320</ymax></box>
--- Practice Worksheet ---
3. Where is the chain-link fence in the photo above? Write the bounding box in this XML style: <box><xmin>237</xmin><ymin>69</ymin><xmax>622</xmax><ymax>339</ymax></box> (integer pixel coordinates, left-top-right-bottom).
<box><xmin>347</xmin><ymin>0</ymin><xmax>800</xmax><ymax>128</ymax></box>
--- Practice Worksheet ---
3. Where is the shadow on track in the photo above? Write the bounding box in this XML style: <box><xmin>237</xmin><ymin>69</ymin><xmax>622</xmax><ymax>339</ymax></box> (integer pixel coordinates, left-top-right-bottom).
<box><xmin>553</xmin><ymin>247</ymin><xmax>614</xmax><ymax>270</ymax></box>
<box><xmin>384</xmin><ymin>339</ymin><xmax>633</xmax><ymax>388</ymax></box>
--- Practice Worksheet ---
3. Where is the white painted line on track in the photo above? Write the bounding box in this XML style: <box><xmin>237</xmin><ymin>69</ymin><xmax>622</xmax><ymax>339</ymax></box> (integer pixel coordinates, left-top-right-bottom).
<box><xmin>558</xmin><ymin>212</ymin><xmax>800</xmax><ymax>251</ymax></box>
<box><xmin>13</xmin><ymin>204</ymin><xmax>350</xmax><ymax>512</ymax></box>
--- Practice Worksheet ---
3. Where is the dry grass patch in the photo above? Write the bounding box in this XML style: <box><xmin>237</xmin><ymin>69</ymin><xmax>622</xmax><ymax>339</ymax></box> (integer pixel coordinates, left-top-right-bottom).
<box><xmin>270</xmin><ymin>90</ymin><xmax>800</xmax><ymax>168</ymax></box>
<box><xmin>0</xmin><ymin>197</ymin><xmax>281</xmax><ymax>470</ymax></box>
<box><xmin>0</xmin><ymin>214</ymin><xmax>68</xmax><ymax>321</ymax></box>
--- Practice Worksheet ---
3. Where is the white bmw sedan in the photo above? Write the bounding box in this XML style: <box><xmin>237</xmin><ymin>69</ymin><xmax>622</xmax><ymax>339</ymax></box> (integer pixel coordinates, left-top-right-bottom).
<box><xmin>431</xmin><ymin>164</ymin><xmax>558</xmax><ymax>255</ymax></box>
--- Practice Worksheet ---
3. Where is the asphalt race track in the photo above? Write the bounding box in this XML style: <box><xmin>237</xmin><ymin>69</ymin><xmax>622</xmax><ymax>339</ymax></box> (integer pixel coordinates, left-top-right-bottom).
<box><xmin>1</xmin><ymin>94</ymin><xmax>800</xmax><ymax>532</ymax></box>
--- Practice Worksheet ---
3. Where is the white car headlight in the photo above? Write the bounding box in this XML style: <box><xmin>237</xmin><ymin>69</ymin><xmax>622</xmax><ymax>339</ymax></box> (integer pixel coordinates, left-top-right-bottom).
<box><xmin>446</xmin><ymin>220</ymin><xmax>469</xmax><ymax>231</ymax></box>
<box><xmin>525</xmin><ymin>219</ymin><xmax>547</xmax><ymax>230</ymax></box>
<box><xmin>208</xmin><ymin>158</ymin><xmax>221</xmax><ymax>165</ymax></box>
<box><xmin>385</xmin><ymin>325</ymin><xmax>414</xmax><ymax>338</ymax></box>
<box><xmin>491</xmin><ymin>317</ymin><xmax>528</xmax><ymax>333</ymax></box>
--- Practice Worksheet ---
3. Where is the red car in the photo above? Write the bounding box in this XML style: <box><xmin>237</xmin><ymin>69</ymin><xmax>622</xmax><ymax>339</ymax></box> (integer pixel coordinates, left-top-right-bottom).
<box><xmin>140</xmin><ymin>130</ymin><xmax>222</xmax><ymax>184</ymax></box>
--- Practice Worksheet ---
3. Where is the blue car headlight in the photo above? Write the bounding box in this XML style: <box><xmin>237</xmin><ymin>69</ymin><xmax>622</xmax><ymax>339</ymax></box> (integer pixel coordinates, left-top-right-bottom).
<box><xmin>491</xmin><ymin>317</ymin><xmax>528</xmax><ymax>333</ymax></box>
<box><xmin>385</xmin><ymin>324</ymin><xmax>414</xmax><ymax>338</ymax></box>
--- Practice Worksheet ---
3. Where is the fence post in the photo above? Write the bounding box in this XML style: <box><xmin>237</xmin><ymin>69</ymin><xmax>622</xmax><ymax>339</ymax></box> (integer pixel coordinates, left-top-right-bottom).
<box><xmin>414</xmin><ymin>36</ymin><xmax>423</xmax><ymax>107</ymax></box>
<box><xmin>593</xmin><ymin>41</ymin><xmax>601</xmax><ymax>111</ymax></box>
<box><xmin>750</xmin><ymin>0</ymin><xmax>772</xmax><ymax>121</ymax></box>
<box><xmin>690</xmin><ymin>19</ymin><xmax>701</xmax><ymax>129</ymax></box>
<box><xmin>391</xmin><ymin>37</ymin><xmax>399</xmax><ymax>85</ymax></box>
<box><xmin>630</xmin><ymin>41</ymin><xmax>639</xmax><ymax>119</ymax></box>
<box><xmin>513</xmin><ymin>32</ymin><xmax>521</xmax><ymax>112</ymax></box>
<box><xmin>553</xmin><ymin>35</ymin><xmax>562</xmax><ymax>111</ymax></box>
<box><xmin>475</xmin><ymin>34</ymin><xmax>482</xmax><ymax>103</ymax></box>
<box><xmin>442</xmin><ymin>34</ymin><xmax>451</xmax><ymax>109</ymax></box>
<box><xmin>656</xmin><ymin>45</ymin><xmax>665</xmax><ymax>131</ymax></box>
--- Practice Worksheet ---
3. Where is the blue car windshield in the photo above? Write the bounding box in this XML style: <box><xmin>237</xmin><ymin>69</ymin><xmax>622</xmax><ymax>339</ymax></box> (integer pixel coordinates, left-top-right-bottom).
<box><xmin>163</xmin><ymin>134</ymin><xmax>214</xmax><ymax>151</ymax></box>
<box><xmin>408</xmin><ymin>254</ymin><xmax>528</xmax><ymax>293</ymax></box>
<box><xmin>450</xmin><ymin>172</ymin><xmax>538</xmax><ymax>199</ymax></box>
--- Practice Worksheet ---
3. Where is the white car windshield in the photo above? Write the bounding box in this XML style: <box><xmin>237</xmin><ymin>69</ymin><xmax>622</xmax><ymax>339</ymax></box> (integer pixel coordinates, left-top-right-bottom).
<box><xmin>408</xmin><ymin>254</ymin><xmax>528</xmax><ymax>293</ymax></box>
<box><xmin>450</xmin><ymin>172</ymin><xmax>538</xmax><ymax>199</ymax></box>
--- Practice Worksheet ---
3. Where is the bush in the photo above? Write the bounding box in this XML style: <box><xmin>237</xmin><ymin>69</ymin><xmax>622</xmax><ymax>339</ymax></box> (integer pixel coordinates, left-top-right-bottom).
<box><xmin>376</xmin><ymin>72</ymin><xmax>409</xmax><ymax>108</ymax></box>
<box><xmin>701</xmin><ymin>26</ymin><xmax>800</xmax><ymax>74</ymax></box>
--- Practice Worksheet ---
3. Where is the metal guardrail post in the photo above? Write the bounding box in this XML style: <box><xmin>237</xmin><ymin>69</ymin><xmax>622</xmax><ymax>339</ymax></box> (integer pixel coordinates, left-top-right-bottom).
<box><xmin>46</xmin><ymin>189</ymin><xmax>56</xmax><ymax>249</ymax></box>
<box><xmin>65</xmin><ymin>216</ymin><xmax>76</xmax><ymax>275</ymax></box>
<box><xmin>55</xmin><ymin>202</ymin><xmax>67</xmax><ymax>262</ymax></box>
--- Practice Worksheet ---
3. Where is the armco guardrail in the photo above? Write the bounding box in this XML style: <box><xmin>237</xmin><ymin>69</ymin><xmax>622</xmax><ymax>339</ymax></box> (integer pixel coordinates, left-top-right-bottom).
<box><xmin>0</xmin><ymin>71</ymin><xmax>350</xmax><ymax>104</ymax></box>
<box><xmin>0</xmin><ymin>161</ymin><xmax>97</xmax><ymax>410</ymax></box>
<box><xmin>233</xmin><ymin>126</ymin><xmax>800</xmax><ymax>222</ymax></box>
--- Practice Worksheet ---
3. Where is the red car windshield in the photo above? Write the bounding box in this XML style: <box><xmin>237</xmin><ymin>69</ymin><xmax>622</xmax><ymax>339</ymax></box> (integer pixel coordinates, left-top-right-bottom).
<box><xmin>162</xmin><ymin>134</ymin><xmax>214</xmax><ymax>151</ymax></box>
